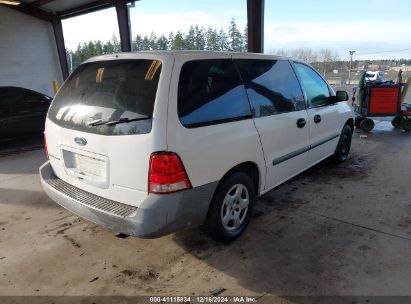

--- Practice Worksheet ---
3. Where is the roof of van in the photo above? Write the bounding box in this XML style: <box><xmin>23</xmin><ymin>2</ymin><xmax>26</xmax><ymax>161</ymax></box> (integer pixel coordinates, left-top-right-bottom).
<box><xmin>84</xmin><ymin>50</ymin><xmax>296</xmax><ymax>64</ymax></box>
<box><xmin>366</xmin><ymin>70</ymin><xmax>383</xmax><ymax>74</ymax></box>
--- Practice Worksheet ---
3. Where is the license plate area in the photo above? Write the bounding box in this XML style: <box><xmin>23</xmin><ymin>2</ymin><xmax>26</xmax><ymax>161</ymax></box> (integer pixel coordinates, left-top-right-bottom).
<box><xmin>61</xmin><ymin>146</ymin><xmax>109</xmax><ymax>188</ymax></box>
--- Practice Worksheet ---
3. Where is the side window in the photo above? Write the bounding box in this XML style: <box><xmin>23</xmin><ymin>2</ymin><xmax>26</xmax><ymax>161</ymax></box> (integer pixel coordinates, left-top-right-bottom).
<box><xmin>0</xmin><ymin>87</ymin><xmax>49</xmax><ymax>112</ymax></box>
<box><xmin>178</xmin><ymin>59</ymin><xmax>251</xmax><ymax>128</ymax></box>
<box><xmin>294</xmin><ymin>63</ymin><xmax>331</xmax><ymax>108</ymax></box>
<box><xmin>234</xmin><ymin>59</ymin><xmax>305</xmax><ymax>118</ymax></box>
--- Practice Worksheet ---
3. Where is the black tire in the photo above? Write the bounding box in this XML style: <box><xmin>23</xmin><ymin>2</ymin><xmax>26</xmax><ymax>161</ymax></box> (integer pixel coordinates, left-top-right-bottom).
<box><xmin>334</xmin><ymin>125</ymin><xmax>352</xmax><ymax>163</ymax></box>
<box><xmin>204</xmin><ymin>172</ymin><xmax>255</xmax><ymax>243</ymax></box>
<box><xmin>401</xmin><ymin>117</ymin><xmax>411</xmax><ymax>132</ymax></box>
<box><xmin>391</xmin><ymin>115</ymin><xmax>404</xmax><ymax>128</ymax></box>
<box><xmin>360</xmin><ymin>118</ymin><xmax>374</xmax><ymax>132</ymax></box>
<box><xmin>355</xmin><ymin>116</ymin><xmax>365</xmax><ymax>128</ymax></box>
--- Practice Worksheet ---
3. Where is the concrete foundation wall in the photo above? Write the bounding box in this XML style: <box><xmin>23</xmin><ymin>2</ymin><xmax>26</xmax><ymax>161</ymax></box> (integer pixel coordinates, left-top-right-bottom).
<box><xmin>0</xmin><ymin>5</ymin><xmax>63</xmax><ymax>97</ymax></box>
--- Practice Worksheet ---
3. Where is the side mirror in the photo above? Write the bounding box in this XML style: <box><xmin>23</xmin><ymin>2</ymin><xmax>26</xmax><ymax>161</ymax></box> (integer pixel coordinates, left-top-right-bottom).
<box><xmin>334</xmin><ymin>90</ymin><xmax>349</xmax><ymax>102</ymax></box>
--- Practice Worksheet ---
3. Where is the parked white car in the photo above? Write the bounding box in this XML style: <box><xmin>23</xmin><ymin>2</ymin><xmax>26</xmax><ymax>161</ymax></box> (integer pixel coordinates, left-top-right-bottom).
<box><xmin>40</xmin><ymin>51</ymin><xmax>354</xmax><ymax>242</ymax></box>
<box><xmin>365</xmin><ymin>70</ymin><xmax>384</xmax><ymax>82</ymax></box>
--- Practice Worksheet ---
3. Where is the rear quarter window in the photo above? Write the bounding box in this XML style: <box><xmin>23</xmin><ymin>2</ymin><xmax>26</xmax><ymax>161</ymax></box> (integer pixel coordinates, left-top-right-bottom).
<box><xmin>178</xmin><ymin>59</ymin><xmax>251</xmax><ymax>128</ymax></box>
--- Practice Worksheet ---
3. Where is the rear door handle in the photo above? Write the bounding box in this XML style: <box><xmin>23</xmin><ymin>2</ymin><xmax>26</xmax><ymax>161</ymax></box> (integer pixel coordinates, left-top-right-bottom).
<box><xmin>296</xmin><ymin>118</ymin><xmax>306</xmax><ymax>128</ymax></box>
<box><xmin>314</xmin><ymin>114</ymin><xmax>321</xmax><ymax>123</ymax></box>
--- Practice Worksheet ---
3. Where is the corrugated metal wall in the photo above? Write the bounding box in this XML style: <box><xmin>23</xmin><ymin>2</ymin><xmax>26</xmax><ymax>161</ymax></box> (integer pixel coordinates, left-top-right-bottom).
<box><xmin>0</xmin><ymin>5</ymin><xmax>63</xmax><ymax>97</ymax></box>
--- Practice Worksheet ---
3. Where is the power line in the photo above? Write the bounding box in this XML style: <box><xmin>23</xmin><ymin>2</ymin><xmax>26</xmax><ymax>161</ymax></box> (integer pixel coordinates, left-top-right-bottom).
<box><xmin>356</xmin><ymin>48</ymin><xmax>411</xmax><ymax>56</ymax></box>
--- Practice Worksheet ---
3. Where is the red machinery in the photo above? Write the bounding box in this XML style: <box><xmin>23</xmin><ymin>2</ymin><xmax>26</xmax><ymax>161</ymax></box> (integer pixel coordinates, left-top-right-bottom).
<box><xmin>354</xmin><ymin>83</ymin><xmax>410</xmax><ymax>132</ymax></box>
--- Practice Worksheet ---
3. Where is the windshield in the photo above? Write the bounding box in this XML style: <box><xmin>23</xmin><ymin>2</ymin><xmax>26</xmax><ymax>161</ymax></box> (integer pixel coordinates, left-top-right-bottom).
<box><xmin>48</xmin><ymin>59</ymin><xmax>162</xmax><ymax>136</ymax></box>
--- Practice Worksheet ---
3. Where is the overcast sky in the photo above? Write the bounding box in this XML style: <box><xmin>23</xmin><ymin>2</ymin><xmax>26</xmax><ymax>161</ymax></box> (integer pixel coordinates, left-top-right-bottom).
<box><xmin>62</xmin><ymin>0</ymin><xmax>411</xmax><ymax>60</ymax></box>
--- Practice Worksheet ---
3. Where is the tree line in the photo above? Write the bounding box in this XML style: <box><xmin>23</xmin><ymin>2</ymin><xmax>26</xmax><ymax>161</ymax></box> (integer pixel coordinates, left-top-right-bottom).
<box><xmin>66</xmin><ymin>18</ymin><xmax>411</xmax><ymax>74</ymax></box>
<box><xmin>68</xmin><ymin>19</ymin><xmax>247</xmax><ymax>70</ymax></box>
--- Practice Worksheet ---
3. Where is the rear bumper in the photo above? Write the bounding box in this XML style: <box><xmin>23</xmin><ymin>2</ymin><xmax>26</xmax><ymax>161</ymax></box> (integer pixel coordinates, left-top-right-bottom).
<box><xmin>39</xmin><ymin>161</ymin><xmax>217</xmax><ymax>238</ymax></box>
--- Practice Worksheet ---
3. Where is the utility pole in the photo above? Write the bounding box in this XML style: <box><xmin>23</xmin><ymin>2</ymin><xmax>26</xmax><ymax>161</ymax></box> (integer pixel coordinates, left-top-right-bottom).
<box><xmin>69</xmin><ymin>52</ymin><xmax>73</xmax><ymax>74</ymax></box>
<box><xmin>348</xmin><ymin>50</ymin><xmax>355</xmax><ymax>85</ymax></box>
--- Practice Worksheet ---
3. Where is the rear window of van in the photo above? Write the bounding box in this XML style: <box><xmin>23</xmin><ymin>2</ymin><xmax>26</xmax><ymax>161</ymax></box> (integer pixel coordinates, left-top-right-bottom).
<box><xmin>48</xmin><ymin>59</ymin><xmax>162</xmax><ymax>136</ymax></box>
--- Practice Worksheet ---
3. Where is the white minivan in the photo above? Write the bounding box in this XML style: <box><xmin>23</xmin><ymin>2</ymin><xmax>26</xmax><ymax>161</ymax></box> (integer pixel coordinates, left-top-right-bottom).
<box><xmin>365</xmin><ymin>70</ymin><xmax>384</xmax><ymax>82</ymax></box>
<box><xmin>40</xmin><ymin>51</ymin><xmax>354</xmax><ymax>242</ymax></box>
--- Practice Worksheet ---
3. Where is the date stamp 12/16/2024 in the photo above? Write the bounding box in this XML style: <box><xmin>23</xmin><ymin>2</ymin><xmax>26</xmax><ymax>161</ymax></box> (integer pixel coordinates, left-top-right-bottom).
<box><xmin>149</xmin><ymin>296</ymin><xmax>258</xmax><ymax>303</ymax></box>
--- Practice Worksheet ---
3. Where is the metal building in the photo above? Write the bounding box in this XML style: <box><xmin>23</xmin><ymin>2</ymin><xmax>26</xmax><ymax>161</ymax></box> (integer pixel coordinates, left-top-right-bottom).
<box><xmin>0</xmin><ymin>0</ymin><xmax>264</xmax><ymax>97</ymax></box>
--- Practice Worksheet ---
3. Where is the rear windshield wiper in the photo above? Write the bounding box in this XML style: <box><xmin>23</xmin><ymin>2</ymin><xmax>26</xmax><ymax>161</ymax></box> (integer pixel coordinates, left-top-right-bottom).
<box><xmin>105</xmin><ymin>117</ymin><xmax>151</xmax><ymax>126</ymax></box>
<box><xmin>87</xmin><ymin>117</ymin><xmax>150</xmax><ymax>127</ymax></box>
<box><xmin>87</xmin><ymin>119</ymin><xmax>107</xmax><ymax>126</ymax></box>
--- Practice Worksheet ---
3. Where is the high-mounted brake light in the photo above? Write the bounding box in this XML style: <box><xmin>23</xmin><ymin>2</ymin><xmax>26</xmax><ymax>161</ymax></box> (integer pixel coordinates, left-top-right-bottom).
<box><xmin>43</xmin><ymin>132</ymin><xmax>49</xmax><ymax>159</ymax></box>
<box><xmin>148</xmin><ymin>152</ymin><xmax>191</xmax><ymax>194</ymax></box>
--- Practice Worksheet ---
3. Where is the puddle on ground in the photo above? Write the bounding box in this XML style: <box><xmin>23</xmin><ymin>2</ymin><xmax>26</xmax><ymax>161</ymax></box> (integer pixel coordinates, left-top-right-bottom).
<box><xmin>303</xmin><ymin>156</ymin><xmax>369</xmax><ymax>182</ymax></box>
<box><xmin>251</xmin><ymin>155</ymin><xmax>370</xmax><ymax>217</ymax></box>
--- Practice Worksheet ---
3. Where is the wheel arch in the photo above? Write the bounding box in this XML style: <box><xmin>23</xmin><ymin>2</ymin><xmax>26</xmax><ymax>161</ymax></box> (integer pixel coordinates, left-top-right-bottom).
<box><xmin>208</xmin><ymin>162</ymin><xmax>261</xmax><ymax>209</ymax></box>
<box><xmin>218</xmin><ymin>161</ymin><xmax>261</xmax><ymax>196</ymax></box>
<box><xmin>345</xmin><ymin>118</ymin><xmax>354</xmax><ymax>133</ymax></box>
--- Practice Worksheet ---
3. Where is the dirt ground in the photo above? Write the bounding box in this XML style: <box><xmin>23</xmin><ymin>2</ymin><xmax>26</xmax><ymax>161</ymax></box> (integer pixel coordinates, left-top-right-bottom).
<box><xmin>1</xmin><ymin>120</ymin><xmax>411</xmax><ymax>301</ymax></box>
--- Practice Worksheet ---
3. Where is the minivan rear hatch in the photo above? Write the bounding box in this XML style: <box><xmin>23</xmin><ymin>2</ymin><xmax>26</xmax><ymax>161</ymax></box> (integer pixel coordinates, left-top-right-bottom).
<box><xmin>45</xmin><ymin>55</ymin><xmax>171</xmax><ymax>207</ymax></box>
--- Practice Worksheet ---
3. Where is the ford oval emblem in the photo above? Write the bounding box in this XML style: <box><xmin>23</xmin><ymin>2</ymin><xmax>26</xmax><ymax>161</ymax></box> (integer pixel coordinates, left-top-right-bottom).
<box><xmin>74</xmin><ymin>137</ymin><xmax>87</xmax><ymax>146</ymax></box>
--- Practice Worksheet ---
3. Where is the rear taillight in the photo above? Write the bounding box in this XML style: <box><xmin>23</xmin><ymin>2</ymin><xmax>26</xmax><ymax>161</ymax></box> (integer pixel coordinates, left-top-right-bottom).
<box><xmin>148</xmin><ymin>152</ymin><xmax>191</xmax><ymax>194</ymax></box>
<box><xmin>43</xmin><ymin>132</ymin><xmax>49</xmax><ymax>159</ymax></box>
